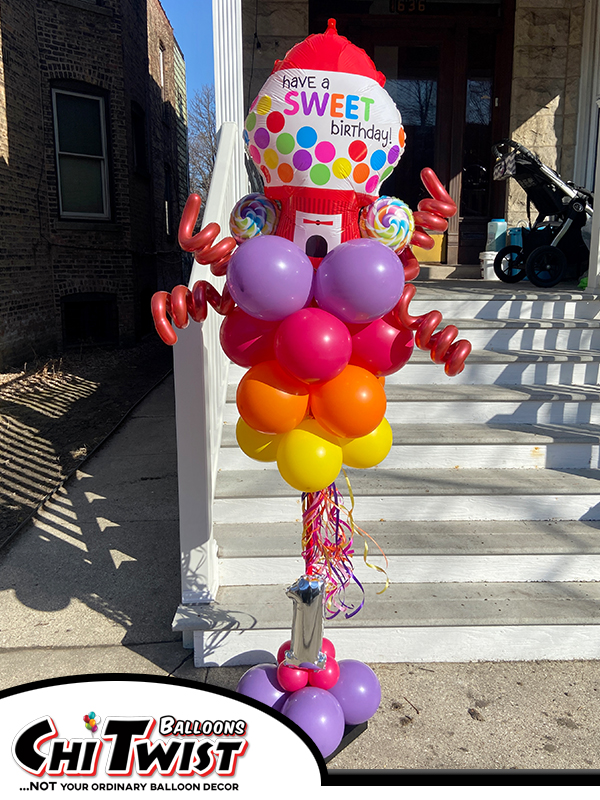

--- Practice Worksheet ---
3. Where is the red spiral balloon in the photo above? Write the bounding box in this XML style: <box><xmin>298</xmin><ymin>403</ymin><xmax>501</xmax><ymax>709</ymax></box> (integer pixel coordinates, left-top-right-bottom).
<box><xmin>151</xmin><ymin>193</ymin><xmax>238</xmax><ymax>344</ymax></box>
<box><xmin>394</xmin><ymin>283</ymin><xmax>472</xmax><ymax>377</ymax></box>
<box><xmin>151</xmin><ymin>282</ymin><xmax>234</xmax><ymax>346</ymax></box>
<box><xmin>178</xmin><ymin>194</ymin><xmax>237</xmax><ymax>277</ymax></box>
<box><xmin>411</xmin><ymin>168</ymin><xmax>458</xmax><ymax>251</ymax></box>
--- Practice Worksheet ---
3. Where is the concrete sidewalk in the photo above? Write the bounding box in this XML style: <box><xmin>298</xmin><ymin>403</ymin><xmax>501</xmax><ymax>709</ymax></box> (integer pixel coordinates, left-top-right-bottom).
<box><xmin>0</xmin><ymin>375</ymin><xmax>599</xmax><ymax>771</ymax></box>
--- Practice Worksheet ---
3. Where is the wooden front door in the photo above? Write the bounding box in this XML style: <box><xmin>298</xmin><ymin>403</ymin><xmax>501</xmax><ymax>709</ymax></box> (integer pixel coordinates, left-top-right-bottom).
<box><xmin>311</xmin><ymin>2</ymin><xmax>514</xmax><ymax>265</ymax></box>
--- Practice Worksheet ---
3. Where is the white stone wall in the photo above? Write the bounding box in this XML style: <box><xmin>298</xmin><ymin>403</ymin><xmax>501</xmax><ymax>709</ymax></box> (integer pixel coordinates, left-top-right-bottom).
<box><xmin>507</xmin><ymin>0</ymin><xmax>585</xmax><ymax>224</ymax></box>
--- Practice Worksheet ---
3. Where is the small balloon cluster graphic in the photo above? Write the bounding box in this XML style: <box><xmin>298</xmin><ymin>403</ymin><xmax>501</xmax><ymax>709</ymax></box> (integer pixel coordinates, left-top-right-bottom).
<box><xmin>83</xmin><ymin>712</ymin><xmax>100</xmax><ymax>734</ymax></box>
<box><xmin>237</xmin><ymin>639</ymin><xmax>381</xmax><ymax>759</ymax></box>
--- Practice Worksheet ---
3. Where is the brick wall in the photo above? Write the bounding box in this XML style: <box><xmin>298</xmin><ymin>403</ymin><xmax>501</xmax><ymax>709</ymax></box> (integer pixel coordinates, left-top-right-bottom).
<box><xmin>0</xmin><ymin>0</ymin><xmax>186</xmax><ymax>367</ymax></box>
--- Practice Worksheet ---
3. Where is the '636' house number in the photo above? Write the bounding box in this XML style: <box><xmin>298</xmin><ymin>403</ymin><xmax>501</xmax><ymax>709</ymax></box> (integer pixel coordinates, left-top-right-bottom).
<box><xmin>390</xmin><ymin>0</ymin><xmax>427</xmax><ymax>11</ymax></box>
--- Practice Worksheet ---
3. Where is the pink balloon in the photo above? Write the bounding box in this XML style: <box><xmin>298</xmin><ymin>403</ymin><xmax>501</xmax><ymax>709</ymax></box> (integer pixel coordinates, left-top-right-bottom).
<box><xmin>279</xmin><ymin>637</ymin><xmax>335</xmax><ymax>664</ymax></box>
<box><xmin>277</xmin><ymin>640</ymin><xmax>291</xmax><ymax>664</ymax></box>
<box><xmin>308</xmin><ymin>656</ymin><xmax>340</xmax><ymax>690</ymax></box>
<box><xmin>275</xmin><ymin>308</ymin><xmax>351</xmax><ymax>383</ymax></box>
<box><xmin>321</xmin><ymin>638</ymin><xmax>336</xmax><ymax>659</ymax></box>
<box><xmin>277</xmin><ymin>663</ymin><xmax>309</xmax><ymax>692</ymax></box>
<box><xmin>220</xmin><ymin>306</ymin><xmax>278</xmax><ymax>368</ymax></box>
<box><xmin>350</xmin><ymin>313</ymin><xmax>414</xmax><ymax>376</ymax></box>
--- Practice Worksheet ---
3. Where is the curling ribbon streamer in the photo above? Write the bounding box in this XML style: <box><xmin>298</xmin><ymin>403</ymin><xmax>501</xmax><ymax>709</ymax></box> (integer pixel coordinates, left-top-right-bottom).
<box><xmin>301</xmin><ymin>473</ymin><xmax>389</xmax><ymax>620</ymax></box>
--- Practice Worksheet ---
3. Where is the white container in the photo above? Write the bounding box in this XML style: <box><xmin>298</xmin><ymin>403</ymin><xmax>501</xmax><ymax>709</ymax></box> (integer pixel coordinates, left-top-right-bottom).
<box><xmin>485</xmin><ymin>218</ymin><xmax>507</xmax><ymax>251</ymax></box>
<box><xmin>479</xmin><ymin>251</ymin><xmax>499</xmax><ymax>281</ymax></box>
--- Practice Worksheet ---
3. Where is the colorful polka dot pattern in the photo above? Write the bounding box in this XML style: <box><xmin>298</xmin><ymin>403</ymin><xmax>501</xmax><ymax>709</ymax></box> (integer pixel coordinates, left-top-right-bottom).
<box><xmin>243</xmin><ymin>73</ymin><xmax>405</xmax><ymax>194</ymax></box>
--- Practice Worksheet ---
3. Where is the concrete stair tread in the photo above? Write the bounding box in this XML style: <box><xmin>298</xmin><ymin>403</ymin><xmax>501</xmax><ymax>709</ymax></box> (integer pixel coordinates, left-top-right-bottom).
<box><xmin>226</xmin><ymin>382</ymin><xmax>600</xmax><ymax>404</ymax></box>
<box><xmin>408</xmin><ymin>279</ymin><xmax>600</xmax><ymax>301</ymax></box>
<box><xmin>380</xmin><ymin>383</ymin><xmax>600</xmax><ymax>402</ymax></box>
<box><xmin>220</xmin><ymin>422</ymin><xmax>600</xmax><ymax>448</ymax></box>
<box><xmin>175</xmin><ymin>581</ymin><xmax>600</xmax><ymax>630</ymax></box>
<box><xmin>215</xmin><ymin>466</ymin><xmax>600</xmax><ymax>498</ymax></box>
<box><xmin>440</xmin><ymin>317</ymin><xmax>600</xmax><ymax>329</ymax></box>
<box><xmin>215</xmin><ymin>519</ymin><xmax>600</xmax><ymax>557</ymax></box>
<box><xmin>407</xmin><ymin>347</ymin><xmax>600</xmax><ymax>363</ymax></box>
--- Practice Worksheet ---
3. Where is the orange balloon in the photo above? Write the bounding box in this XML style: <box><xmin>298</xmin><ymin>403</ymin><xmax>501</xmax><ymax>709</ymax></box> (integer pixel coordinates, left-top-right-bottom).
<box><xmin>310</xmin><ymin>364</ymin><xmax>386</xmax><ymax>438</ymax></box>
<box><xmin>236</xmin><ymin>360</ymin><xmax>309</xmax><ymax>435</ymax></box>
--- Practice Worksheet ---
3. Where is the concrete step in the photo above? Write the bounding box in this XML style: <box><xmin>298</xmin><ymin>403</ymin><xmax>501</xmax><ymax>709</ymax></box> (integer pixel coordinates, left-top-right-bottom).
<box><xmin>225</xmin><ymin>383</ymin><xmax>600</xmax><ymax>425</ymax></box>
<box><xmin>216</xmin><ymin>518</ymin><xmax>600</xmax><ymax>585</ymax></box>
<box><xmin>227</xmin><ymin>350</ymin><xmax>600</xmax><ymax>387</ymax></box>
<box><xmin>176</xmin><ymin>581</ymin><xmax>600</xmax><ymax>665</ymax></box>
<box><xmin>213</xmin><ymin>467</ymin><xmax>600</xmax><ymax>523</ymax></box>
<box><xmin>219</xmin><ymin>422</ymin><xmax>600</xmax><ymax>470</ymax></box>
<box><xmin>407</xmin><ymin>284</ymin><xmax>600</xmax><ymax>320</ymax></box>
<box><xmin>216</xmin><ymin>518</ymin><xmax>600</xmax><ymax>557</ymax></box>
<box><xmin>441</xmin><ymin>318</ymin><xmax>600</xmax><ymax>351</ymax></box>
<box><xmin>414</xmin><ymin>264</ymin><xmax>481</xmax><ymax>280</ymax></box>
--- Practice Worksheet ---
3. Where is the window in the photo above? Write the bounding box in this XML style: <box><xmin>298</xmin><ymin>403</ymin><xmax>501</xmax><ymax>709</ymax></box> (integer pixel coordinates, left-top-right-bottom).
<box><xmin>52</xmin><ymin>88</ymin><xmax>110</xmax><ymax>219</ymax></box>
<box><xmin>164</xmin><ymin>164</ymin><xmax>173</xmax><ymax>238</ymax></box>
<box><xmin>159</xmin><ymin>42</ymin><xmax>166</xmax><ymax>101</ymax></box>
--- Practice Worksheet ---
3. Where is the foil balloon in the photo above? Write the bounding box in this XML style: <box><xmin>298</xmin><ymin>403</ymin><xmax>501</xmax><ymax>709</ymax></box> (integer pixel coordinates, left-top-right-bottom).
<box><xmin>284</xmin><ymin>575</ymin><xmax>327</xmax><ymax>669</ymax></box>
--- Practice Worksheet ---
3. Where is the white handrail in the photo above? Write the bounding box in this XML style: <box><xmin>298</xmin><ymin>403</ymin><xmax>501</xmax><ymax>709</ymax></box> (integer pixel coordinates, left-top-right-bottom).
<box><xmin>172</xmin><ymin>122</ymin><xmax>242</xmax><ymax>605</ymax></box>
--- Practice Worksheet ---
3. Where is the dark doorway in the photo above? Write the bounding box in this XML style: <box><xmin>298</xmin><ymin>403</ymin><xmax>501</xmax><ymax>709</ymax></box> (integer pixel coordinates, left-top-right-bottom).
<box><xmin>310</xmin><ymin>0</ymin><xmax>514</xmax><ymax>266</ymax></box>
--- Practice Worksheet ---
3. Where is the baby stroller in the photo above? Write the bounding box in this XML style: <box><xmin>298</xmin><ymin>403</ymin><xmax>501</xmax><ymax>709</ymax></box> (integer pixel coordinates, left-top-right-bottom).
<box><xmin>491</xmin><ymin>139</ymin><xmax>593</xmax><ymax>287</ymax></box>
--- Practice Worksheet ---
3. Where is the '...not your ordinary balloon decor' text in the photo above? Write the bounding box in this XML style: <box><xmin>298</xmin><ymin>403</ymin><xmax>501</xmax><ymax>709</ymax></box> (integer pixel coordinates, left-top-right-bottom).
<box><xmin>151</xmin><ymin>19</ymin><xmax>472</xmax><ymax>760</ymax></box>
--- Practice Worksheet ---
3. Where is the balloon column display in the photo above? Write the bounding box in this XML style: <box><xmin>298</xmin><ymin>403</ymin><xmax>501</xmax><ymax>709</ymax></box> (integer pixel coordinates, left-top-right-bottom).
<box><xmin>151</xmin><ymin>19</ymin><xmax>472</xmax><ymax>759</ymax></box>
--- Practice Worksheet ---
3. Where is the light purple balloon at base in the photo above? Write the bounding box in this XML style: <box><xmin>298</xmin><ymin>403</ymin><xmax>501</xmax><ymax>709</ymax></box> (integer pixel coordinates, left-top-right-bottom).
<box><xmin>282</xmin><ymin>686</ymin><xmax>345</xmax><ymax>758</ymax></box>
<box><xmin>236</xmin><ymin>664</ymin><xmax>290</xmax><ymax>712</ymax></box>
<box><xmin>328</xmin><ymin>659</ymin><xmax>381</xmax><ymax>725</ymax></box>
<box><xmin>314</xmin><ymin>238</ymin><xmax>405</xmax><ymax>324</ymax></box>
<box><xmin>227</xmin><ymin>235</ymin><xmax>314</xmax><ymax>321</ymax></box>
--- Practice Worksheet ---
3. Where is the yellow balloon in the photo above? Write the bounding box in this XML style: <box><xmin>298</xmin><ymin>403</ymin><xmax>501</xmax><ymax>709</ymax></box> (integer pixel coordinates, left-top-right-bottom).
<box><xmin>342</xmin><ymin>418</ymin><xmax>393</xmax><ymax>469</ymax></box>
<box><xmin>236</xmin><ymin>417</ymin><xmax>281</xmax><ymax>462</ymax></box>
<box><xmin>277</xmin><ymin>419</ymin><xmax>343</xmax><ymax>492</ymax></box>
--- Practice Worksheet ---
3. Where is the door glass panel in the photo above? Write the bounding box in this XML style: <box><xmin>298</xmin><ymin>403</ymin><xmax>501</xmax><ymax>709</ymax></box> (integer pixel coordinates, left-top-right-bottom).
<box><xmin>374</xmin><ymin>45</ymin><xmax>439</xmax><ymax>210</ymax></box>
<box><xmin>460</xmin><ymin>30</ymin><xmax>495</xmax><ymax>217</ymax></box>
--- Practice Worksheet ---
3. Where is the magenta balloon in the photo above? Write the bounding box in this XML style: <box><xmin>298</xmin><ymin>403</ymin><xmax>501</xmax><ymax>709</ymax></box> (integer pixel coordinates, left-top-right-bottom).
<box><xmin>282</xmin><ymin>687</ymin><xmax>345</xmax><ymax>758</ymax></box>
<box><xmin>227</xmin><ymin>236</ymin><xmax>314</xmax><ymax>321</ymax></box>
<box><xmin>236</xmin><ymin>664</ymin><xmax>290</xmax><ymax>712</ymax></box>
<box><xmin>275</xmin><ymin>308</ymin><xmax>352</xmax><ymax>383</ymax></box>
<box><xmin>350</xmin><ymin>314</ymin><xmax>414</xmax><ymax>376</ymax></box>
<box><xmin>314</xmin><ymin>239</ymin><xmax>405</xmax><ymax>324</ymax></box>
<box><xmin>328</xmin><ymin>659</ymin><xmax>381</xmax><ymax>725</ymax></box>
<box><xmin>220</xmin><ymin>306</ymin><xmax>278</xmax><ymax>367</ymax></box>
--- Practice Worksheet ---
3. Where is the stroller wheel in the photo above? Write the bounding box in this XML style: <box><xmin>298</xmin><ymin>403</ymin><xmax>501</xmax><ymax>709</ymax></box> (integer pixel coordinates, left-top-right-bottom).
<box><xmin>494</xmin><ymin>246</ymin><xmax>526</xmax><ymax>283</ymax></box>
<box><xmin>526</xmin><ymin>245</ymin><xmax>567</xmax><ymax>288</ymax></box>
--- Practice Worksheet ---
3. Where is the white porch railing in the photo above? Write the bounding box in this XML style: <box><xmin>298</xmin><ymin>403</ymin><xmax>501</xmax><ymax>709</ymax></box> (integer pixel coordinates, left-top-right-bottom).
<box><xmin>172</xmin><ymin>122</ymin><xmax>243</xmax><ymax>608</ymax></box>
<box><xmin>172</xmin><ymin>0</ymin><xmax>247</xmax><ymax>643</ymax></box>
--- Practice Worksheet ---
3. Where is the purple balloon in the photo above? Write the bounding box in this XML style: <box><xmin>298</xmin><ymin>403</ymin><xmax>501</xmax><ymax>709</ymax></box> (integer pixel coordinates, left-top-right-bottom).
<box><xmin>328</xmin><ymin>659</ymin><xmax>381</xmax><ymax>725</ymax></box>
<box><xmin>314</xmin><ymin>238</ymin><xmax>405</xmax><ymax>324</ymax></box>
<box><xmin>236</xmin><ymin>664</ymin><xmax>290</xmax><ymax>712</ymax></box>
<box><xmin>282</xmin><ymin>687</ymin><xmax>345</xmax><ymax>758</ymax></box>
<box><xmin>227</xmin><ymin>236</ymin><xmax>314</xmax><ymax>321</ymax></box>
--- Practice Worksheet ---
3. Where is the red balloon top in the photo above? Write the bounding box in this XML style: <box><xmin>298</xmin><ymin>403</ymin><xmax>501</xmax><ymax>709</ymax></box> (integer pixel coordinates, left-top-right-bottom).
<box><xmin>271</xmin><ymin>18</ymin><xmax>386</xmax><ymax>87</ymax></box>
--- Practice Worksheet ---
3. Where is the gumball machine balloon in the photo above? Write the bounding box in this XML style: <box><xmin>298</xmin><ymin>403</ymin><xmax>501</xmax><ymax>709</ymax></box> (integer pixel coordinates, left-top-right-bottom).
<box><xmin>151</xmin><ymin>19</ymin><xmax>472</xmax><ymax>761</ymax></box>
